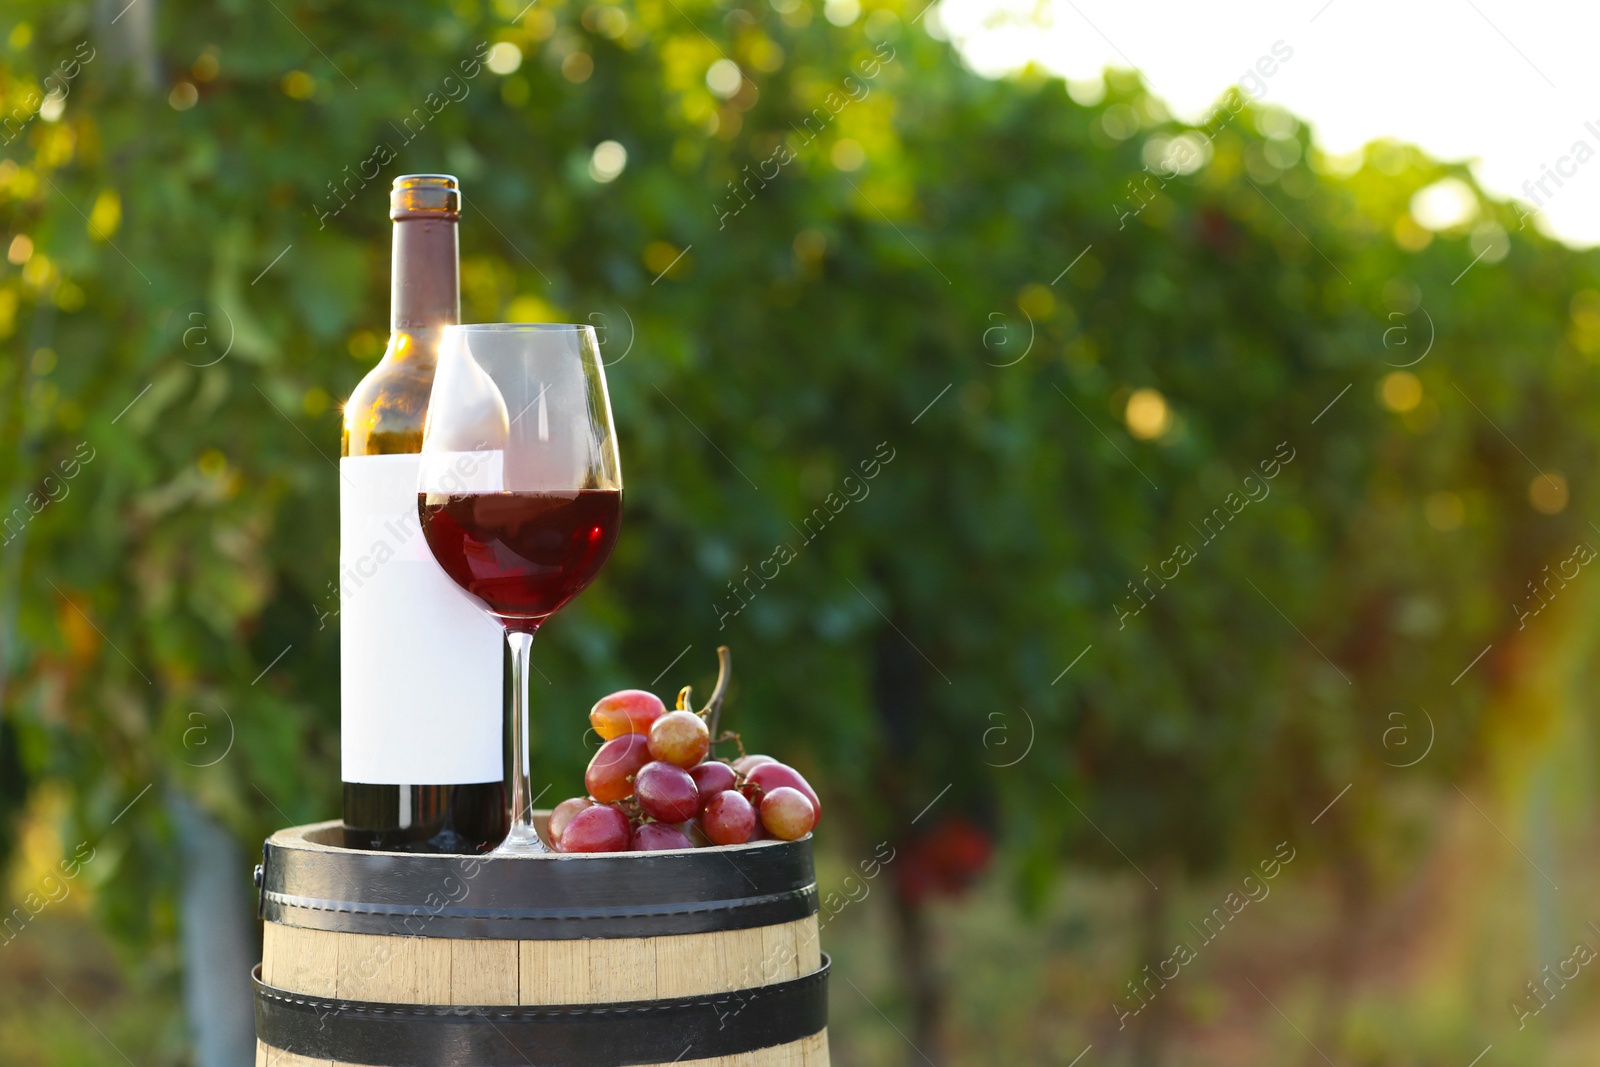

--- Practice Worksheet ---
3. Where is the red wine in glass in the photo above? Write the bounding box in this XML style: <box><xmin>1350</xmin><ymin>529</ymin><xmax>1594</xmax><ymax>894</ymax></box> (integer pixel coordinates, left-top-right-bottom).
<box><xmin>419</xmin><ymin>322</ymin><xmax>622</xmax><ymax>855</ymax></box>
<box><xmin>419</xmin><ymin>489</ymin><xmax>622</xmax><ymax>629</ymax></box>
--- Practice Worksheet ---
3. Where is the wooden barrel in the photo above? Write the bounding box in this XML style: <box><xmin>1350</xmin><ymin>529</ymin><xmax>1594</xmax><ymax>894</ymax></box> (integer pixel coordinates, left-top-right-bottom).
<box><xmin>253</xmin><ymin>819</ymin><xmax>829</xmax><ymax>1067</ymax></box>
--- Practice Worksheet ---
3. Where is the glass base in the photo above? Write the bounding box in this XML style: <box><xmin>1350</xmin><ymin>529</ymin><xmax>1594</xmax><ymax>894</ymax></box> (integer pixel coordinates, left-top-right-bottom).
<box><xmin>492</xmin><ymin>822</ymin><xmax>550</xmax><ymax>856</ymax></box>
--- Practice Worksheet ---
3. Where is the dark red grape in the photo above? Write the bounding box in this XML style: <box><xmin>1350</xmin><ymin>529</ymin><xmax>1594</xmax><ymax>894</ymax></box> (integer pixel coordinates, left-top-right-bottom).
<box><xmin>732</xmin><ymin>753</ymin><xmax>776</xmax><ymax>775</ymax></box>
<box><xmin>689</xmin><ymin>761</ymin><xmax>737</xmax><ymax>807</ymax></box>
<box><xmin>648</xmin><ymin>710</ymin><xmax>710</xmax><ymax>768</ymax></box>
<box><xmin>759</xmin><ymin>787</ymin><xmax>816</xmax><ymax>841</ymax></box>
<box><xmin>632</xmin><ymin>822</ymin><xmax>693</xmax><ymax>851</ymax></box>
<box><xmin>548</xmin><ymin>797</ymin><xmax>594</xmax><ymax>847</ymax></box>
<box><xmin>585</xmin><ymin>733</ymin><xmax>652</xmax><ymax>802</ymax></box>
<box><xmin>561</xmin><ymin>804</ymin><xmax>631</xmax><ymax>852</ymax></box>
<box><xmin>742</xmin><ymin>762</ymin><xmax>822</xmax><ymax>825</ymax></box>
<box><xmin>701</xmin><ymin>789</ymin><xmax>756</xmax><ymax>846</ymax></box>
<box><xmin>590</xmin><ymin>689</ymin><xmax>665</xmax><ymax>740</ymax></box>
<box><xmin>635</xmin><ymin>761</ymin><xmax>700</xmax><ymax>823</ymax></box>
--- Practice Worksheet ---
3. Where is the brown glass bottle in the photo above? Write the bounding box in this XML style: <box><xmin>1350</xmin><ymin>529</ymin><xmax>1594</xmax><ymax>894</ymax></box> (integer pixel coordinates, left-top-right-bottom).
<box><xmin>339</xmin><ymin>175</ymin><xmax>507</xmax><ymax>853</ymax></box>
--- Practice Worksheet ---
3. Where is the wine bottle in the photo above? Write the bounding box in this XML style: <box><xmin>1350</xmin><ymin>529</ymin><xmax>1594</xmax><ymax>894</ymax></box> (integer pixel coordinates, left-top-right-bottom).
<box><xmin>339</xmin><ymin>175</ymin><xmax>507</xmax><ymax>853</ymax></box>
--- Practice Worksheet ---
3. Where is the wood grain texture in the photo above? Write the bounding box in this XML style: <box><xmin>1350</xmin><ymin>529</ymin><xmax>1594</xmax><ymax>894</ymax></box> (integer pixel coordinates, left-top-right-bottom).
<box><xmin>451</xmin><ymin>938</ymin><xmax>518</xmax><ymax>1004</ymax></box>
<box><xmin>654</xmin><ymin>926</ymin><xmax>758</xmax><ymax>999</ymax></box>
<box><xmin>255</xmin><ymin>1040</ymin><xmax>332</xmax><ymax>1067</ymax></box>
<box><xmin>263</xmin><ymin>923</ymin><xmax>337</xmax><ymax>998</ymax></box>
<box><xmin>517</xmin><ymin>936</ymin><xmax>587</xmax><ymax>1006</ymax></box>
<box><xmin>800</xmin><ymin>1030</ymin><xmax>832</xmax><ymax>1067</ymax></box>
<box><xmin>335</xmin><ymin>931</ymin><xmax>447</xmax><ymax>1003</ymax></box>
<box><xmin>795</xmin><ymin>916</ymin><xmax>823</xmax><ymax>978</ymax></box>
<box><xmin>265</xmin><ymin>916</ymin><xmax>821</xmax><ymax>1005</ymax></box>
<box><xmin>597</xmin><ymin>935</ymin><xmax>659</xmax><ymax>1001</ymax></box>
<box><xmin>256</xmin><ymin>1031</ymin><xmax>829</xmax><ymax>1067</ymax></box>
<box><xmin>762</xmin><ymin>922</ymin><xmax>800</xmax><ymax>983</ymax></box>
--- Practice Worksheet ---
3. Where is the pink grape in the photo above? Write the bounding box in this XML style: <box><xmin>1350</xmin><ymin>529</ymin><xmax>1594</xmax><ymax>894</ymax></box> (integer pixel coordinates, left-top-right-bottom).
<box><xmin>701</xmin><ymin>790</ymin><xmax>756</xmax><ymax>846</ymax></box>
<box><xmin>742</xmin><ymin>762</ymin><xmax>822</xmax><ymax>826</ymax></box>
<box><xmin>548</xmin><ymin>797</ymin><xmax>594</xmax><ymax>846</ymax></box>
<box><xmin>632</xmin><ymin>822</ymin><xmax>693</xmax><ymax>851</ymax></box>
<box><xmin>759</xmin><ymin>787</ymin><xmax>816</xmax><ymax>841</ymax></box>
<box><xmin>635</xmin><ymin>761</ymin><xmax>700</xmax><ymax>823</ymax></box>
<box><xmin>732</xmin><ymin>754</ymin><xmax>776</xmax><ymax>775</ymax></box>
<box><xmin>689</xmin><ymin>761</ymin><xmax>737</xmax><ymax>808</ymax></box>
<box><xmin>561</xmin><ymin>804</ymin><xmax>631</xmax><ymax>852</ymax></box>
<box><xmin>648</xmin><ymin>710</ymin><xmax>710</xmax><ymax>769</ymax></box>
<box><xmin>590</xmin><ymin>689</ymin><xmax>666</xmax><ymax>741</ymax></box>
<box><xmin>585</xmin><ymin>733</ymin><xmax>652</xmax><ymax>802</ymax></box>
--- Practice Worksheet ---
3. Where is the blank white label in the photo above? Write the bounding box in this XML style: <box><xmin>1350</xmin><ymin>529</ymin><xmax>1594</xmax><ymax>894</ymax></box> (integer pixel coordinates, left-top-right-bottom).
<box><xmin>339</xmin><ymin>453</ymin><xmax>503</xmax><ymax>784</ymax></box>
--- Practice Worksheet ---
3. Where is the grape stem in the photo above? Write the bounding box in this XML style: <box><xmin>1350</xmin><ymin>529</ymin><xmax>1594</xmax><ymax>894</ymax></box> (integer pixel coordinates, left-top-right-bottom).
<box><xmin>702</xmin><ymin>645</ymin><xmax>732</xmax><ymax>746</ymax></box>
<box><xmin>716</xmin><ymin>730</ymin><xmax>745</xmax><ymax>759</ymax></box>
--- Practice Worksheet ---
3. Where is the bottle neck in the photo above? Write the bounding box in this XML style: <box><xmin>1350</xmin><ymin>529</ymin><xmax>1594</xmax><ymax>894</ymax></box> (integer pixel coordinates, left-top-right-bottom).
<box><xmin>390</xmin><ymin>216</ymin><xmax>460</xmax><ymax>337</ymax></box>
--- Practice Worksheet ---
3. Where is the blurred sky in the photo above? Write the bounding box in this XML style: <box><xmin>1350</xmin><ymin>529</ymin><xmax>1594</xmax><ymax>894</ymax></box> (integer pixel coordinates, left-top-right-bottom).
<box><xmin>934</xmin><ymin>0</ymin><xmax>1600</xmax><ymax>245</ymax></box>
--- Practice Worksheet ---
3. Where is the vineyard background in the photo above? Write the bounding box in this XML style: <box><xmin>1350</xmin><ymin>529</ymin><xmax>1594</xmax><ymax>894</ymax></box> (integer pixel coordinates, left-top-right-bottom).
<box><xmin>3</xmin><ymin>0</ymin><xmax>1600</xmax><ymax>1064</ymax></box>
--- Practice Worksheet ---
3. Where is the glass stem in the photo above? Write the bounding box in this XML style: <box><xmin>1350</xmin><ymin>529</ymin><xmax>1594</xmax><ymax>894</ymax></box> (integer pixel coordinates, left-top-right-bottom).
<box><xmin>502</xmin><ymin>627</ymin><xmax>546</xmax><ymax>852</ymax></box>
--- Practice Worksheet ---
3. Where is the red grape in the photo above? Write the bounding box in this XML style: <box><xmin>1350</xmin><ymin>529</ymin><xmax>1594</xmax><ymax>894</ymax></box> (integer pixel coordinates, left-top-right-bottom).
<box><xmin>561</xmin><ymin>804</ymin><xmax>631</xmax><ymax>852</ymax></box>
<box><xmin>759</xmin><ymin>787</ymin><xmax>816</xmax><ymax>840</ymax></box>
<box><xmin>590</xmin><ymin>689</ymin><xmax>666</xmax><ymax>741</ymax></box>
<box><xmin>585</xmin><ymin>733</ymin><xmax>652</xmax><ymax>802</ymax></box>
<box><xmin>732</xmin><ymin>754</ymin><xmax>776</xmax><ymax>775</ymax></box>
<box><xmin>701</xmin><ymin>790</ymin><xmax>756</xmax><ymax>846</ymax></box>
<box><xmin>648</xmin><ymin>710</ymin><xmax>710</xmax><ymax>769</ymax></box>
<box><xmin>632</xmin><ymin>822</ymin><xmax>693</xmax><ymax>851</ymax></box>
<box><xmin>548</xmin><ymin>797</ymin><xmax>594</xmax><ymax>847</ymax></box>
<box><xmin>635</xmin><ymin>761</ymin><xmax>700</xmax><ymax>823</ymax></box>
<box><xmin>689</xmin><ymin>761</ymin><xmax>737</xmax><ymax>807</ymax></box>
<box><xmin>742</xmin><ymin>762</ymin><xmax>822</xmax><ymax>825</ymax></box>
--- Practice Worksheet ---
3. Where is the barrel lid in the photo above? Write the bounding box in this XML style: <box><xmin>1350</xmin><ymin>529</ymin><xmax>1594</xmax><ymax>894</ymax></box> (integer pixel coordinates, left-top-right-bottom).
<box><xmin>258</xmin><ymin>820</ymin><xmax>819</xmax><ymax>940</ymax></box>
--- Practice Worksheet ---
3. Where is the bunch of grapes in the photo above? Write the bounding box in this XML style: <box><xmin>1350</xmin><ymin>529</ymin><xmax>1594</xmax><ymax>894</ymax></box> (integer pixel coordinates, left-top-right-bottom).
<box><xmin>548</xmin><ymin>649</ymin><xmax>822</xmax><ymax>854</ymax></box>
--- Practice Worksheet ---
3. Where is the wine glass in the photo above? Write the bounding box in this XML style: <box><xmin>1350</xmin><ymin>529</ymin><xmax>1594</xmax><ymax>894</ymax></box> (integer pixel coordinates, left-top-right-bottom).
<box><xmin>417</xmin><ymin>323</ymin><xmax>622</xmax><ymax>855</ymax></box>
